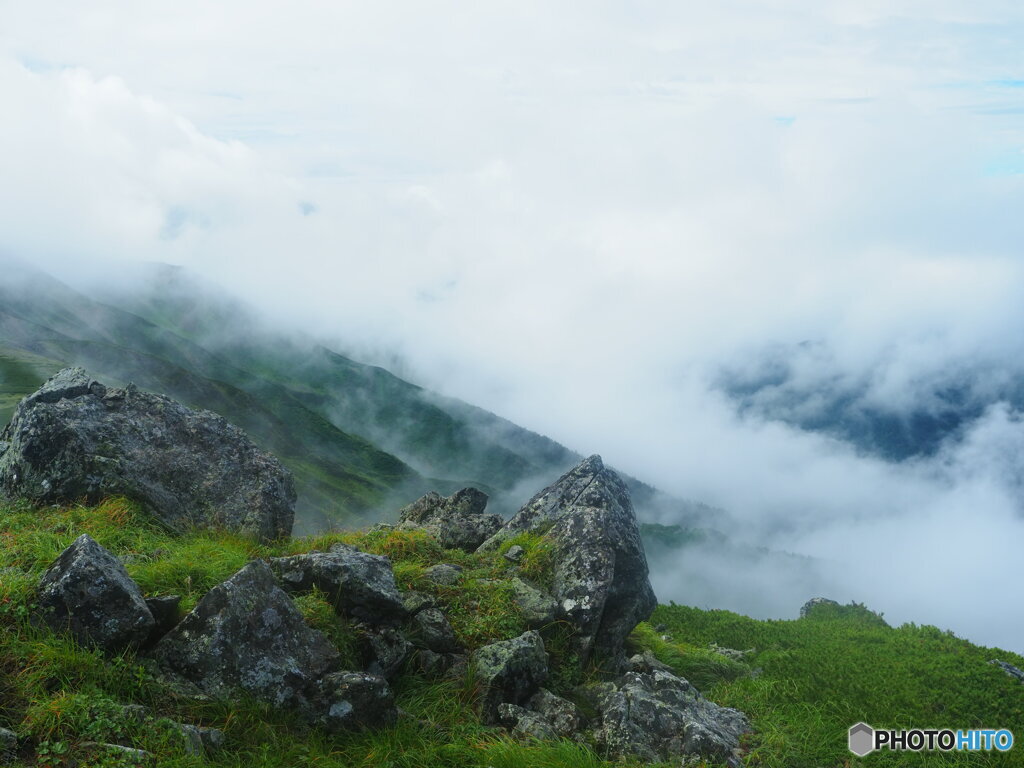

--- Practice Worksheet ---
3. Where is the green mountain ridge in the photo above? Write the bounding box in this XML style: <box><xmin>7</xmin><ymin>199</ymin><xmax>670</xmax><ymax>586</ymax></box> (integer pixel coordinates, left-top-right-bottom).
<box><xmin>0</xmin><ymin>262</ymin><xmax>714</xmax><ymax>534</ymax></box>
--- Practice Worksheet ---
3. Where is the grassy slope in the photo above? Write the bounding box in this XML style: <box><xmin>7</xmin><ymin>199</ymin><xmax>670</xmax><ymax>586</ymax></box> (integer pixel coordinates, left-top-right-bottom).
<box><xmin>2</xmin><ymin>500</ymin><xmax>1022</xmax><ymax>767</ymax></box>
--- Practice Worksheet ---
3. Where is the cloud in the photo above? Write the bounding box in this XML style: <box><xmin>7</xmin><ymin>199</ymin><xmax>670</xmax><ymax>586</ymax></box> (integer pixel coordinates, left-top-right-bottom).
<box><xmin>3</xmin><ymin>2</ymin><xmax>1024</xmax><ymax>651</ymax></box>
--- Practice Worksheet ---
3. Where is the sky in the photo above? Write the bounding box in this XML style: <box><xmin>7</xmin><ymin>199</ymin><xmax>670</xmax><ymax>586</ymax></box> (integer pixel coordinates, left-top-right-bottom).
<box><xmin>2</xmin><ymin>2</ymin><xmax>1024</xmax><ymax>650</ymax></box>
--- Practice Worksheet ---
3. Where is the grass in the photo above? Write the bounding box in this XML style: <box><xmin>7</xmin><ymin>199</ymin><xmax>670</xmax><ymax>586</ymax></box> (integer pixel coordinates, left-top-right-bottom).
<box><xmin>3</xmin><ymin>498</ymin><xmax>1022</xmax><ymax>767</ymax></box>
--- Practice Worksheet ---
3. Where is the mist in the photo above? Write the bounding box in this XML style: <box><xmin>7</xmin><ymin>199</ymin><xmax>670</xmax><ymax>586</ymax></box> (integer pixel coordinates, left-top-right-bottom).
<box><xmin>3</xmin><ymin>3</ymin><xmax>1024</xmax><ymax>652</ymax></box>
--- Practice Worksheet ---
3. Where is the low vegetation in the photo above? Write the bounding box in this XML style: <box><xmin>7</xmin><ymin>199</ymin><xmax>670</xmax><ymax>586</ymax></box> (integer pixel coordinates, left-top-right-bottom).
<box><xmin>2</xmin><ymin>498</ymin><xmax>1022</xmax><ymax>766</ymax></box>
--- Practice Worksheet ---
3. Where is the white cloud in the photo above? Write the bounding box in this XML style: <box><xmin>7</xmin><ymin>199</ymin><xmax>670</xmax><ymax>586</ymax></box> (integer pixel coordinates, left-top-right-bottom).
<box><xmin>3</xmin><ymin>2</ymin><xmax>1024</xmax><ymax>650</ymax></box>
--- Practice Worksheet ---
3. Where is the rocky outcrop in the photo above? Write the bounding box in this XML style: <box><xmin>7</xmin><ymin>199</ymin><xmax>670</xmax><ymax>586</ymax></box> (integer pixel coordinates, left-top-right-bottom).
<box><xmin>990</xmin><ymin>659</ymin><xmax>1024</xmax><ymax>684</ymax></box>
<box><xmin>479</xmin><ymin>455</ymin><xmax>656</xmax><ymax>668</ymax></box>
<box><xmin>585</xmin><ymin>669</ymin><xmax>749</xmax><ymax>765</ymax></box>
<box><xmin>472</xmin><ymin>630</ymin><xmax>549</xmax><ymax>724</ymax></box>
<box><xmin>269</xmin><ymin>544</ymin><xmax>406</xmax><ymax>625</ymax></box>
<box><xmin>0</xmin><ymin>368</ymin><xmax>294</xmax><ymax>542</ymax></box>
<box><xmin>36</xmin><ymin>534</ymin><xmax>155</xmax><ymax>653</ymax></box>
<box><xmin>152</xmin><ymin>561</ymin><xmax>340</xmax><ymax>716</ymax></box>
<box><xmin>397</xmin><ymin>488</ymin><xmax>502</xmax><ymax>551</ymax></box>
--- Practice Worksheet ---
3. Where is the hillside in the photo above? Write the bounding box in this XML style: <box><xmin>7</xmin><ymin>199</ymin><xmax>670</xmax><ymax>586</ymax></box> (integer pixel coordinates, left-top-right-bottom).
<box><xmin>0</xmin><ymin>263</ymin><xmax>713</xmax><ymax>533</ymax></box>
<box><xmin>1</xmin><ymin>498</ymin><xmax>1021</xmax><ymax>767</ymax></box>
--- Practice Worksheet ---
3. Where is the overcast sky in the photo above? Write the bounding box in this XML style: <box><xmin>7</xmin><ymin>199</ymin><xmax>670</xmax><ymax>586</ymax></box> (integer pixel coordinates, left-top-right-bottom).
<box><xmin>3</xmin><ymin>2</ymin><xmax>1024</xmax><ymax>651</ymax></box>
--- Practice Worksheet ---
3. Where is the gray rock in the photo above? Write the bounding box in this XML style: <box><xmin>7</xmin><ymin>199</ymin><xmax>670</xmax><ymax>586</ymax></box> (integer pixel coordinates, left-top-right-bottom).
<box><xmin>0</xmin><ymin>727</ymin><xmax>16</xmax><ymax>765</ymax></box>
<box><xmin>478</xmin><ymin>455</ymin><xmax>657</xmax><ymax>668</ymax></box>
<box><xmin>412</xmin><ymin>649</ymin><xmax>462</xmax><ymax>678</ymax></box>
<box><xmin>269</xmin><ymin>544</ymin><xmax>406</xmax><ymax>625</ymax></box>
<box><xmin>587</xmin><ymin>669</ymin><xmax>749</xmax><ymax>764</ymax></box>
<box><xmin>497</xmin><ymin>703</ymin><xmax>559</xmax><ymax>741</ymax></box>
<box><xmin>397</xmin><ymin>488</ymin><xmax>502</xmax><ymax>552</ymax></box>
<box><xmin>144</xmin><ymin>595</ymin><xmax>181</xmax><ymax>645</ymax></box>
<box><xmin>504</xmin><ymin>545</ymin><xmax>525</xmax><ymax>564</ymax></box>
<box><xmin>799</xmin><ymin>597</ymin><xmax>839</xmax><ymax>618</ymax></box>
<box><xmin>411</xmin><ymin>607</ymin><xmax>461</xmax><ymax>653</ymax></box>
<box><xmin>401</xmin><ymin>591</ymin><xmax>437</xmax><ymax>616</ymax></box>
<box><xmin>990</xmin><ymin>659</ymin><xmax>1024</xmax><ymax>683</ymax></box>
<box><xmin>509</xmin><ymin>577</ymin><xmax>556</xmax><ymax>629</ymax></box>
<box><xmin>424</xmin><ymin>563</ymin><xmax>463</xmax><ymax>586</ymax></box>
<box><xmin>472</xmin><ymin>630</ymin><xmax>549</xmax><ymax>724</ymax></box>
<box><xmin>357</xmin><ymin>625</ymin><xmax>413</xmax><ymax>679</ymax></box>
<box><xmin>0</xmin><ymin>368</ymin><xmax>294</xmax><ymax>542</ymax></box>
<box><xmin>152</xmin><ymin>560</ymin><xmax>339</xmax><ymax>717</ymax></box>
<box><xmin>708</xmin><ymin>643</ymin><xmax>753</xmax><ymax>662</ymax></box>
<box><xmin>320</xmin><ymin>672</ymin><xmax>398</xmax><ymax>732</ymax></box>
<box><xmin>79</xmin><ymin>742</ymin><xmax>153</xmax><ymax>764</ymax></box>
<box><xmin>626</xmin><ymin>650</ymin><xmax>676</xmax><ymax>675</ymax></box>
<box><xmin>528</xmin><ymin>688</ymin><xmax>585</xmax><ymax>737</ymax></box>
<box><xmin>36</xmin><ymin>534</ymin><xmax>155</xmax><ymax>653</ymax></box>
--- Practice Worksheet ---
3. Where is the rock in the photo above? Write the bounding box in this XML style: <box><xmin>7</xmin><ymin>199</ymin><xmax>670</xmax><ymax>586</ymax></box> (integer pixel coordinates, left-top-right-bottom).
<box><xmin>0</xmin><ymin>727</ymin><xmax>16</xmax><ymax>765</ymax></box>
<box><xmin>397</xmin><ymin>488</ymin><xmax>502</xmax><ymax>552</ymax></box>
<box><xmin>320</xmin><ymin>672</ymin><xmax>398</xmax><ymax>732</ymax></box>
<box><xmin>356</xmin><ymin>625</ymin><xmax>413</xmax><ymax>679</ymax></box>
<box><xmin>144</xmin><ymin>595</ymin><xmax>181</xmax><ymax>645</ymax></box>
<box><xmin>424</xmin><ymin>563</ymin><xmax>463</xmax><ymax>586</ymax></box>
<box><xmin>36</xmin><ymin>534</ymin><xmax>154</xmax><ymax>653</ymax></box>
<box><xmin>504</xmin><ymin>545</ymin><xmax>525</xmax><ymax>564</ymax></box>
<box><xmin>478</xmin><ymin>455</ymin><xmax>657</xmax><ymax>668</ymax></box>
<box><xmin>0</xmin><ymin>368</ymin><xmax>294</xmax><ymax>542</ymax></box>
<box><xmin>990</xmin><ymin>659</ymin><xmax>1024</xmax><ymax>683</ymax></box>
<box><xmin>79</xmin><ymin>743</ymin><xmax>153</xmax><ymax>764</ymax></box>
<box><xmin>528</xmin><ymin>688</ymin><xmax>585</xmax><ymax>737</ymax></box>
<box><xmin>498</xmin><ymin>703</ymin><xmax>559</xmax><ymax>741</ymax></box>
<box><xmin>708</xmin><ymin>643</ymin><xmax>753</xmax><ymax>662</ymax></box>
<box><xmin>269</xmin><ymin>544</ymin><xmax>406</xmax><ymax>625</ymax></box>
<box><xmin>412</xmin><ymin>649</ymin><xmax>462</xmax><ymax>678</ymax></box>
<box><xmin>472</xmin><ymin>630</ymin><xmax>549</xmax><ymax>724</ymax></box>
<box><xmin>626</xmin><ymin>650</ymin><xmax>676</xmax><ymax>675</ymax></box>
<box><xmin>508</xmin><ymin>578</ymin><xmax>556</xmax><ymax>629</ymax></box>
<box><xmin>799</xmin><ymin>597</ymin><xmax>839</xmax><ymax>618</ymax></box>
<box><xmin>401</xmin><ymin>591</ymin><xmax>437</xmax><ymax>616</ymax></box>
<box><xmin>587</xmin><ymin>670</ymin><xmax>748</xmax><ymax>764</ymax></box>
<box><xmin>411</xmin><ymin>607</ymin><xmax>461</xmax><ymax>653</ymax></box>
<box><xmin>152</xmin><ymin>560</ymin><xmax>339</xmax><ymax>717</ymax></box>
<box><xmin>198</xmin><ymin>727</ymin><xmax>225</xmax><ymax>752</ymax></box>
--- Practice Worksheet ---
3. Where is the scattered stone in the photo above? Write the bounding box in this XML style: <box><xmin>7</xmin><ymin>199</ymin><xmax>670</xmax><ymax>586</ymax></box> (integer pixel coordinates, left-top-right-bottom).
<box><xmin>412</xmin><ymin>649</ymin><xmax>462</xmax><ymax>678</ymax></box>
<box><xmin>320</xmin><ymin>672</ymin><xmax>398</xmax><ymax>732</ymax></box>
<box><xmin>0</xmin><ymin>368</ymin><xmax>295</xmax><ymax>542</ymax></box>
<box><xmin>144</xmin><ymin>595</ymin><xmax>181</xmax><ymax>645</ymax></box>
<box><xmin>497</xmin><ymin>703</ymin><xmax>559</xmax><ymax>741</ymax></box>
<box><xmin>79</xmin><ymin>742</ymin><xmax>153</xmax><ymax>765</ymax></box>
<box><xmin>626</xmin><ymin>650</ymin><xmax>676</xmax><ymax>675</ymax></box>
<box><xmin>527</xmin><ymin>688</ymin><xmax>585</xmax><ymax>737</ymax></box>
<box><xmin>654</xmin><ymin>623</ymin><xmax>668</xmax><ymax>632</ymax></box>
<box><xmin>397</xmin><ymin>488</ymin><xmax>502</xmax><ymax>552</ymax></box>
<box><xmin>152</xmin><ymin>560</ymin><xmax>339</xmax><ymax>717</ymax></box>
<box><xmin>401</xmin><ymin>591</ymin><xmax>437</xmax><ymax>616</ymax></box>
<box><xmin>472</xmin><ymin>630</ymin><xmax>549</xmax><ymax>724</ymax></box>
<box><xmin>478</xmin><ymin>455</ymin><xmax>657</xmax><ymax>668</ymax></box>
<box><xmin>357</xmin><ymin>625</ymin><xmax>413</xmax><ymax>679</ymax></box>
<box><xmin>269</xmin><ymin>543</ymin><xmax>406</xmax><ymax>625</ymax></box>
<box><xmin>503</xmin><ymin>545</ymin><xmax>525</xmax><ymax>564</ymax></box>
<box><xmin>990</xmin><ymin>660</ymin><xmax>1024</xmax><ymax>683</ymax></box>
<box><xmin>709</xmin><ymin>643</ymin><xmax>753</xmax><ymax>662</ymax></box>
<box><xmin>799</xmin><ymin>597</ymin><xmax>839</xmax><ymax>618</ymax></box>
<box><xmin>587</xmin><ymin>669</ymin><xmax>749</xmax><ymax>765</ymax></box>
<box><xmin>0</xmin><ymin>727</ymin><xmax>17</xmax><ymax>765</ymax></box>
<box><xmin>198</xmin><ymin>727</ymin><xmax>226</xmax><ymax>752</ymax></box>
<box><xmin>508</xmin><ymin>578</ymin><xmax>556</xmax><ymax>628</ymax></box>
<box><xmin>36</xmin><ymin>534</ymin><xmax>155</xmax><ymax>653</ymax></box>
<box><xmin>412</xmin><ymin>607</ymin><xmax>461</xmax><ymax>653</ymax></box>
<box><xmin>424</xmin><ymin>563</ymin><xmax>463</xmax><ymax>586</ymax></box>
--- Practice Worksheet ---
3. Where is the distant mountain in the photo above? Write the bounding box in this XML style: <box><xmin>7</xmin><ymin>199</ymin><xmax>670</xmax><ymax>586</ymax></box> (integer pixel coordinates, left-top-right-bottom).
<box><xmin>0</xmin><ymin>262</ymin><xmax>712</xmax><ymax>533</ymax></box>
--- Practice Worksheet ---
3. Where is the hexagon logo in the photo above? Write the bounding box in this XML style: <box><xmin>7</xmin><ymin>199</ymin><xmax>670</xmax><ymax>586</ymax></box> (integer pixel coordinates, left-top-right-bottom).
<box><xmin>848</xmin><ymin>722</ymin><xmax>875</xmax><ymax>756</ymax></box>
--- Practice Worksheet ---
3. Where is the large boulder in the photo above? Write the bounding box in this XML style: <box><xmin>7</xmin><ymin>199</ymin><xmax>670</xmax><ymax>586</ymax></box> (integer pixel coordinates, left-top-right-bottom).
<box><xmin>587</xmin><ymin>669</ymin><xmax>749</xmax><ymax>765</ymax></box>
<box><xmin>479</xmin><ymin>455</ymin><xmax>656</xmax><ymax>667</ymax></box>
<box><xmin>0</xmin><ymin>368</ymin><xmax>294</xmax><ymax>542</ymax></box>
<box><xmin>397</xmin><ymin>488</ymin><xmax>502</xmax><ymax>552</ymax></box>
<box><xmin>268</xmin><ymin>543</ymin><xmax>406</xmax><ymax>625</ymax></box>
<box><xmin>36</xmin><ymin>534</ymin><xmax>154</xmax><ymax>653</ymax></box>
<box><xmin>152</xmin><ymin>560</ymin><xmax>339</xmax><ymax>715</ymax></box>
<box><xmin>472</xmin><ymin>630</ymin><xmax>549</xmax><ymax>724</ymax></box>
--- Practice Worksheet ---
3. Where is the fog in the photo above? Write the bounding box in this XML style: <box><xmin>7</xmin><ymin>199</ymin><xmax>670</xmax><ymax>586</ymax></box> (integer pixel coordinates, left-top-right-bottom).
<box><xmin>3</xmin><ymin>3</ymin><xmax>1024</xmax><ymax>651</ymax></box>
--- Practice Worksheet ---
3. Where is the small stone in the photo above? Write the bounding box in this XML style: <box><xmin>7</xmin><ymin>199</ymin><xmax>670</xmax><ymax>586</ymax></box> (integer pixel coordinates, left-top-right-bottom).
<box><xmin>425</xmin><ymin>563</ymin><xmax>463</xmax><ymax>586</ymax></box>
<box><xmin>503</xmin><ymin>545</ymin><xmax>525</xmax><ymax>564</ymax></box>
<box><xmin>0</xmin><ymin>728</ymin><xmax>17</xmax><ymax>765</ymax></box>
<box><xmin>401</xmin><ymin>591</ymin><xmax>437</xmax><ymax>616</ymax></box>
<box><xmin>412</xmin><ymin>607</ymin><xmax>461</xmax><ymax>653</ymax></box>
<box><xmin>320</xmin><ymin>672</ymin><xmax>398</xmax><ymax>732</ymax></box>
<box><xmin>508</xmin><ymin>578</ymin><xmax>556</xmax><ymax>628</ymax></box>
<box><xmin>472</xmin><ymin>630</ymin><xmax>549</xmax><ymax>724</ymax></box>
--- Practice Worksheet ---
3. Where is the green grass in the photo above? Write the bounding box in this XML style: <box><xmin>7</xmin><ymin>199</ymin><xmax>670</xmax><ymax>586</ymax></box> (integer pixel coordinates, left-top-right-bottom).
<box><xmin>642</xmin><ymin>603</ymin><xmax>1024</xmax><ymax>767</ymax></box>
<box><xmin>3</xmin><ymin>498</ymin><xmax>1022</xmax><ymax>767</ymax></box>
